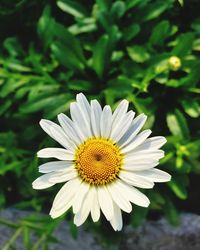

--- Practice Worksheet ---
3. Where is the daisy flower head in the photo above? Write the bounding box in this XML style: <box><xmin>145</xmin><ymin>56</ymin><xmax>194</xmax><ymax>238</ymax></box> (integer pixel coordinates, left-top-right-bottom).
<box><xmin>32</xmin><ymin>93</ymin><xmax>171</xmax><ymax>231</ymax></box>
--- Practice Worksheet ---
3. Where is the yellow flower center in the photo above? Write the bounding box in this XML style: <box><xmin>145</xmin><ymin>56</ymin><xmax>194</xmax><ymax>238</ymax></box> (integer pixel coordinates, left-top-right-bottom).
<box><xmin>74</xmin><ymin>138</ymin><xmax>123</xmax><ymax>185</ymax></box>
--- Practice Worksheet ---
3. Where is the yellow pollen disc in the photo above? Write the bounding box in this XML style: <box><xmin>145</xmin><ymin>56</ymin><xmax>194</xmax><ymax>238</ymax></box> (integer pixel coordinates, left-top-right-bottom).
<box><xmin>74</xmin><ymin>138</ymin><xmax>123</xmax><ymax>185</ymax></box>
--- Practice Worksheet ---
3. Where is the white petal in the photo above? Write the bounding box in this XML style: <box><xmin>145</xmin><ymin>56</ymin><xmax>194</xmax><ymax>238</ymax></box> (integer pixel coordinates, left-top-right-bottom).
<box><xmin>57</xmin><ymin>113</ymin><xmax>82</xmax><ymax>145</ymax></box>
<box><xmin>133</xmin><ymin>136</ymin><xmax>167</xmax><ymax>152</ymax></box>
<box><xmin>50</xmin><ymin>178</ymin><xmax>81</xmax><ymax>218</ymax></box>
<box><xmin>136</xmin><ymin>168</ymin><xmax>171</xmax><ymax>183</ymax></box>
<box><xmin>98</xmin><ymin>186</ymin><xmax>114</xmax><ymax>220</ymax></box>
<box><xmin>72</xmin><ymin>182</ymin><xmax>90</xmax><ymax>213</ymax></box>
<box><xmin>121</xmin><ymin>129</ymin><xmax>152</xmax><ymax>154</ymax></box>
<box><xmin>125</xmin><ymin>150</ymin><xmax>165</xmax><ymax>162</ymax></box>
<box><xmin>108</xmin><ymin>183</ymin><xmax>132</xmax><ymax>213</ymax></box>
<box><xmin>50</xmin><ymin>199</ymin><xmax>73</xmax><ymax>219</ymax></box>
<box><xmin>37</xmin><ymin>148</ymin><xmax>74</xmax><ymax>161</ymax></box>
<box><xmin>74</xmin><ymin>188</ymin><xmax>94</xmax><ymax>227</ymax></box>
<box><xmin>91</xmin><ymin>100</ymin><xmax>102</xmax><ymax>137</ymax></box>
<box><xmin>111</xmin><ymin>111</ymin><xmax>135</xmax><ymax>143</ymax></box>
<box><xmin>39</xmin><ymin>119</ymin><xmax>71</xmax><ymax>149</ymax></box>
<box><xmin>123</xmin><ymin>161</ymin><xmax>159</xmax><ymax>171</ymax></box>
<box><xmin>32</xmin><ymin>173</ymin><xmax>55</xmax><ymax>190</ymax></box>
<box><xmin>39</xmin><ymin>161</ymin><xmax>73</xmax><ymax>173</ymax></box>
<box><xmin>76</xmin><ymin>93</ymin><xmax>91</xmax><ymax>122</ymax></box>
<box><xmin>90</xmin><ymin>187</ymin><xmax>100</xmax><ymax>222</ymax></box>
<box><xmin>118</xmin><ymin>114</ymin><xmax>147</xmax><ymax>147</ymax></box>
<box><xmin>70</xmin><ymin>102</ymin><xmax>91</xmax><ymax>140</ymax></box>
<box><xmin>39</xmin><ymin>119</ymin><xmax>61</xmax><ymax>138</ymax></box>
<box><xmin>48</xmin><ymin>168</ymin><xmax>77</xmax><ymax>183</ymax></box>
<box><xmin>109</xmin><ymin>202</ymin><xmax>123</xmax><ymax>231</ymax></box>
<box><xmin>119</xmin><ymin>170</ymin><xmax>154</xmax><ymax>189</ymax></box>
<box><xmin>50</xmin><ymin>126</ymin><xmax>73</xmax><ymax>149</ymax></box>
<box><xmin>100</xmin><ymin>105</ymin><xmax>112</xmax><ymax>138</ymax></box>
<box><xmin>112</xmin><ymin>100</ymin><xmax>129</xmax><ymax>123</ymax></box>
<box><xmin>116</xmin><ymin>180</ymin><xmax>150</xmax><ymax>207</ymax></box>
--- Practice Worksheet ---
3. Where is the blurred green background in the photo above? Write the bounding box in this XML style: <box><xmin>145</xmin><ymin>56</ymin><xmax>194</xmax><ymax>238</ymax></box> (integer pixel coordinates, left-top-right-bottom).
<box><xmin>0</xmin><ymin>0</ymin><xmax>200</xmax><ymax>249</ymax></box>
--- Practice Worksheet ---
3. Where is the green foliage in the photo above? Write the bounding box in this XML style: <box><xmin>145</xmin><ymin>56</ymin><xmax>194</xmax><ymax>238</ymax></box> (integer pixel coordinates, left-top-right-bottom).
<box><xmin>0</xmin><ymin>0</ymin><xmax>200</xmax><ymax>248</ymax></box>
<box><xmin>0</xmin><ymin>213</ymin><xmax>62</xmax><ymax>250</ymax></box>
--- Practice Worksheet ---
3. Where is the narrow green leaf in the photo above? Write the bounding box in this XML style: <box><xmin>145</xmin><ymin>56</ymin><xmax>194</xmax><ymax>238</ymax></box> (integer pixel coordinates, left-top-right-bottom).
<box><xmin>127</xmin><ymin>45</ymin><xmax>150</xmax><ymax>63</ymax></box>
<box><xmin>178</xmin><ymin>0</ymin><xmax>184</xmax><ymax>6</ymax></box>
<box><xmin>51</xmin><ymin>42</ymin><xmax>84</xmax><ymax>71</ymax></box>
<box><xmin>126</xmin><ymin>0</ymin><xmax>143</xmax><ymax>10</ymax></box>
<box><xmin>57</xmin><ymin>0</ymin><xmax>87</xmax><ymax>18</ymax></box>
<box><xmin>37</xmin><ymin>6</ymin><xmax>55</xmax><ymax>48</ymax></box>
<box><xmin>181</xmin><ymin>99</ymin><xmax>200</xmax><ymax>118</ymax></box>
<box><xmin>192</xmin><ymin>38</ymin><xmax>200</xmax><ymax>51</ymax></box>
<box><xmin>168</xmin><ymin>175</ymin><xmax>188</xmax><ymax>199</ymax></box>
<box><xmin>23</xmin><ymin>227</ymin><xmax>31</xmax><ymax>250</ymax></box>
<box><xmin>167</xmin><ymin>109</ymin><xmax>190</xmax><ymax>140</ymax></box>
<box><xmin>92</xmin><ymin>35</ymin><xmax>109</xmax><ymax>77</ymax></box>
<box><xmin>53</xmin><ymin>22</ymin><xmax>86</xmax><ymax>64</ymax></box>
<box><xmin>137</xmin><ymin>2</ymin><xmax>172</xmax><ymax>22</ymax></box>
<box><xmin>68</xmin><ymin>80</ymin><xmax>94</xmax><ymax>91</ymax></box>
<box><xmin>19</xmin><ymin>94</ymin><xmax>66</xmax><ymax>114</ymax></box>
<box><xmin>163</xmin><ymin>197</ymin><xmax>180</xmax><ymax>225</ymax></box>
<box><xmin>166</xmin><ymin>112</ymin><xmax>180</xmax><ymax>132</ymax></box>
<box><xmin>69</xmin><ymin>221</ymin><xmax>78</xmax><ymax>239</ymax></box>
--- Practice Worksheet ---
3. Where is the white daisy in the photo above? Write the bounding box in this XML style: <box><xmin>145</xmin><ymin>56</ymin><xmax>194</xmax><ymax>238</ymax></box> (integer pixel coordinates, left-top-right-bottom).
<box><xmin>32</xmin><ymin>93</ymin><xmax>171</xmax><ymax>231</ymax></box>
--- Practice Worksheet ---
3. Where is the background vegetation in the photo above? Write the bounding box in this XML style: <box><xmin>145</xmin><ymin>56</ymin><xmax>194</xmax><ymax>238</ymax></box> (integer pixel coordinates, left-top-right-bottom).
<box><xmin>0</xmin><ymin>0</ymin><xmax>200</xmax><ymax>249</ymax></box>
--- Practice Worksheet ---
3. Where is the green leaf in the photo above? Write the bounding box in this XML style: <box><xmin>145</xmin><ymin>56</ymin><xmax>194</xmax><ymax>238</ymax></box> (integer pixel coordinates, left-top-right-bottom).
<box><xmin>51</xmin><ymin>42</ymin><xmax>84</xmax><ymax>71</ymax></box>
<box><xmin>130</xmin><ymin>96</ymin><xmax>155</xmax><ymax>115</ymax></box>
<box><xmin>57</xmin><ymin>0</ymin><xmax>87</xmax><ymax>18</ymax></box>
<box><xmin>172</xmin><ymin>33</ymin><xmax>194</xmax><ymax>57</ymax></box>
<box><xmin>38</xmin><ymin>9</ymin><xmax>86</xmax><ymax>64</ymax></box>
<box><xmin>37</xmin><ymin>6</ymin><xmax>55</xmax><ymax>48</ymax></box>
<box><xmin>191</xmin><ymin>19</ymin><xmax>200</xmax><ymax>34</ymax></box>
<box><xmin>127</xmin><ymin>45</ymin><xmax>150</xmax><ymax>63</ymax></box>
<box><xmin>3</xmin><ymin>37</ymin><xmax>23</xmax><ymax>57</ymax></box>
<box><xmin>131</xmin><ymin>206</ymin><xmax>148</xmax><ymax>227</ymax></box>
<box><xmin>19</xmin><ymin>94</ymin><xmax>67</xmax><ymax>114</ymax></box>
<box><xmin>96</xmin><ymin>0</ymin><xmax>111</xmax><ymax>11</ymax></box>
<box><xmin>149</xmin><ymin>190</ymin><xmax>165</xmax><ymax>208</ymax></box>
<box><xmin>117</xmin><ymin>75</ymin><xmax>147</xmax><ymax>92</ymax></box>
<box><xmin>92</xmin><ymin>35</ymin><xmax>109</xmax><ymax>77</ymax></box>
<box><xmin>126</xmin><ymin>0</ymin><xmax>143</xmax><ymax>10</ymax></box>
<box><xmin>4</xmin><ymin>61</ymin><xmax>31</xmax><ymax>72</ymax></box>
<box><xmin>136</xmin><ymin>1</ymin><xmax>172</xmax><ymax>22</ymax></box>
<box><xmin>167</xmin><ymin>109</ymin><xmax>190</xmax><ymax>140</ymax></box>
<box><xmin>0</xmin><ymin>100</ymin><xmax>12</xmax><ymax>115</ymax></box>
<box><xmin>123</xmin><ymin>23</ymin><xmax>140</xmax><ymax>42</ymax></box>
<box><xmin>111</xmin><ymin>1</ymin><xmax>126</xmax><ymax>20</ymax></box>
<box><xmin>0</xmin><ymin>192</ymin><xmax>5</xmax><ymax>207</ymax></box>
<box><xmin>68</xmin><ymin>80</ymin><xmax>94</xmax><ymax>91</ymax></box>
<box><xmin>52</xmin><ymin>22</ymin><xmax>86</xmax><ymax>64</ymax></box>
<box><xmin>163</xmin><ymin>197</ymin><xmax>180</xmax><ymax>225</ymax></box>
<box><xmin>168</xmin><ymin>175</ymin><xmax>188</xmax><ymax>199</ymax></box>
<box><xmin>69</xmin><ymin>18</ymin><xmax>96</xmax><ymax>35</ymax></box>
<box><xmin>192</xmin><ymin>38</ymin><xmax>200</xmax><ymax>51</ymax></box>
<box><xmin>178</xmin><ymin>0</ymin><xmax>184</xmax><ymax>6</ymax></box>
<box><xmin>23</xmin><ymin>227</ymin><xmax>31</xmax><ymax>250</ymax></box>
<box><xmin>181</xmin><ymin>99</ymin><xmax>200</xmax><ymax>118</ymax></box>
<box><xmin>150</xmin><ymin>20</ymin><xmax>170</xmax><ymax>46</ymax></box>
<box><xmin>69</xmin><ymin>221</ymin><xmax>78</xmax><ymax>239</ymax></box>
<box><xmin>0</xmin><ymin>78</ymin><xmax>28</xmax><ymax>98</ymax></box>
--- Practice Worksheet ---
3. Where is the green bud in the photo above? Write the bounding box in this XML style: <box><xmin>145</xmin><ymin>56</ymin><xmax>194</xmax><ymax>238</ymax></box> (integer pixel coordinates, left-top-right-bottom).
<box><xmin>168</xmin><ymin>56</ymin><xmax>181</xmax><ymax>71</ymax></box>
